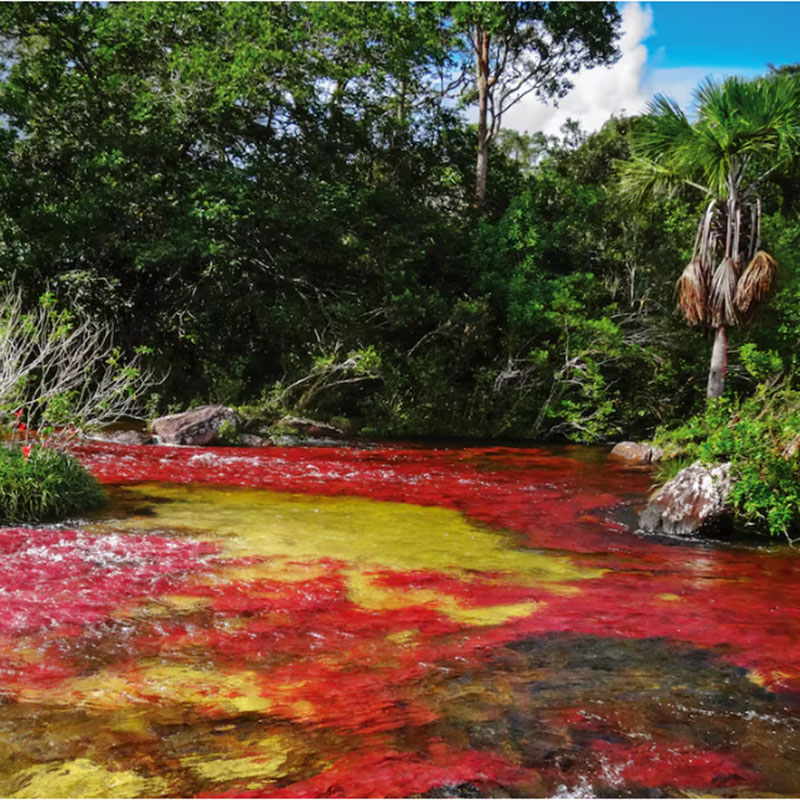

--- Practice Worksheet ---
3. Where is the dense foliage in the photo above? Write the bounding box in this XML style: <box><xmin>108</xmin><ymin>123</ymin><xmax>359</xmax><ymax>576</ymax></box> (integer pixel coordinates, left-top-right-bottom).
<box><xmin>1</xmin><ymin>2</ymin><xmax>799</xmax><ymax>462</ymax></box>
<box><xmin>0</xmin><ymin>443</ymin><xmax>106</xmax><ymax>523</ymax></box>
<box><xmin>653</xmin><ymin>363</ymin><xmax>800</xmax><ymax>539</ymax></box>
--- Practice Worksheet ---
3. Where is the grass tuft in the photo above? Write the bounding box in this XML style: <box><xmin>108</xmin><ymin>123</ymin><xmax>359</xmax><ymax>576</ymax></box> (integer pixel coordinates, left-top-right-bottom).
<box><xmin>0</xmin><ymin>444</ymin><xmax>107</xmax><ymax>524</ymax></box>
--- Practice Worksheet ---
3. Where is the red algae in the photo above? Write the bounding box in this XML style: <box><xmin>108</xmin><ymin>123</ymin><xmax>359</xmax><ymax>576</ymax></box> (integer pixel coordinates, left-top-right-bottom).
<box><xmin>0</xmin><ymin>440</ymin><xmax>799</xmax><ymax>797</ymax></box>
<box><xmin>589</xmin><ymin>740</ymin><xmax>758</xmax><ymax>790</ymax></box>
<box><xmin>0</xmin><ymin>526</ymin><xmax>219</xmax><ymax>635</ymax></box>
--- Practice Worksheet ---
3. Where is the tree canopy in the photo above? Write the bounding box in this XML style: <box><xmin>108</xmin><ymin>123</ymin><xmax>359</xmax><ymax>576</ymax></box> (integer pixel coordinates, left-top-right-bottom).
<box><xmin>1</xmin><ymin>3</ymin><xmax>800</xmax><ymax>449</ymax></box>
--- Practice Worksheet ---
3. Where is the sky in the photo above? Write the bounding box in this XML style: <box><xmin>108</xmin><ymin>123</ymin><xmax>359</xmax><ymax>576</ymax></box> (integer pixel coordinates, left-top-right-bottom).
<box><xmin>503</xmin><ymin>2</ymin><xmax>800</xmax><ymax>137</ymax></box>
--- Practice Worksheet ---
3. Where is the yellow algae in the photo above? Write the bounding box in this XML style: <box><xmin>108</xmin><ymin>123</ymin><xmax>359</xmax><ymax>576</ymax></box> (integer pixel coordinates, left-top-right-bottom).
<box><xmin>8</xmin><ymin>758</ymin><xmax>171</xmax><ymax>799</ymax></box>
<box><xmin>346</xmin><ymin>570</ymin><xmax>539</xmax><ymax>626</ymax></box>
<box><xmin>160</xmin><ymin>594</ymin><xmax>209</xmax><ymax>612</ymax></box>
<box><xmin>106</xmin><ymin>711</ymin><xmax>152</xmax><ymax>736</ymax></box>
<box><xmin>16</xmin><ymin>661</ymin><xmax>321</xmax><ymax>725</ymax></box>
<box><xmin>106</xmin><ymin>483</ymin><xmax>603</xmax><ymax>586</ymax></box>
<box><xmin>19</xmin><ymin>661</ymin><xmax>274</xmax><ymax>717</ymax></box>
<box><xmin>206</xmin><ymin>557</ymin><xmax>331</xmax><ymax>586</ymax></box>
<box><xmin>385</xmin><ymin>629</ymin><xmax>419</xmax><ymax>646</ymax></box>
<box><xmin>446</xmin><ymin>601</ymin><xmax>539</xmax><ymax>626</ymax></box>
<box><xmin>657</xmin><ymin>593</ymin><xmax>682</xmax><ymax>602</ymax></box>
<box><xmin>181</xmin><ymin>733</ymin><xmax>290</xmax><ymax>783</ymax></box>
<box><xmin>114</xmin><ymin>594</ymin><xmax>210</xmax><ymax>619</ymax></box>
<box><xmin>748</xmin><ymin>668</ymin><xmax>794</xmax><ymax>689</ymax></box>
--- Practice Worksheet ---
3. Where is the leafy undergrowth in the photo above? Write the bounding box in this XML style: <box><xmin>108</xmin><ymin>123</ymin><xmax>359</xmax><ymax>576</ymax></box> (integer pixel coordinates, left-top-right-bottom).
<box><xmin>653</xmin><ymin>372</ymin><xmax>800</xmax><ymax>539</ymax></box>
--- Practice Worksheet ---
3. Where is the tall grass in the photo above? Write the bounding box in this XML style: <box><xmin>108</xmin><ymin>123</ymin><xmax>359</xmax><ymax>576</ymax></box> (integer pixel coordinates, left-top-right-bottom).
<box><xmin>0</xmin><ymin>444</ymin><xmax>106</xmax><ymax>524</ymax></box>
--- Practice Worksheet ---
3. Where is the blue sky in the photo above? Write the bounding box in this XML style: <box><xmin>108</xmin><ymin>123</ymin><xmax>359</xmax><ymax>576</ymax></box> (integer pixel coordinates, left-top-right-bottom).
<box><xmin>504</xmin><ymin>2</ymin><xmax>800</xmax><ymax>136</ymax></box>
<box><xmin>643</xmin><ymin>2</ymin><xmax>799</xmax><ymax>74</ymax></box>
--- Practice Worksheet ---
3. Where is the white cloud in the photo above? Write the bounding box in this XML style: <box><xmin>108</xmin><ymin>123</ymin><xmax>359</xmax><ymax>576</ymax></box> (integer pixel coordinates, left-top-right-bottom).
<box><xmin>500</xmin><ymin>3</ymin><xmax>768</xmax><ymax>138</ymax></box>
<box><xmin>502</xmin><ymin>2</ymin><xmax>654</xmax><ymax>137</ymax></box>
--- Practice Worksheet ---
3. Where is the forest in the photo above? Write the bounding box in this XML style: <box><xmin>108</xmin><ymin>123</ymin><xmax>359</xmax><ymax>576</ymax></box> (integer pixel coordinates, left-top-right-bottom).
<box><xmin>2</xmin><ymin>2</ymin><xmax>800</xmax><ymax>535</ymax></box>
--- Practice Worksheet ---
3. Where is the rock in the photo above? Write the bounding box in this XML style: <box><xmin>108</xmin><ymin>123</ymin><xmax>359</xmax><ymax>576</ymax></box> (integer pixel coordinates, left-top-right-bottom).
<box><xmin>150</xmin><ymin>405</ymin><xmax>240</xmax><ymax>446</ymax></box>
<box><xmin>639</xmin><ymin>461</ymin><xmax>733</xmax><ymax>536</ymax></box>
<box><xmin>240</xmin><ymin>433</ymin><xmax>269</xmax><ymax>448</ymax></box>
<box><xmin>275</xmin><ymin>416</ymin><xmax>346</xmax><ymax>439</ymax></box>
<box><xmin>270</xmin><ymin>434</ymin><xmax>303</xmax><ymax>447</ymax></box>
<box><xmin>85</xmin><ymin>429</ymin><xmax>153</xmax><ymax>445</ymax></box>
<box><xmin>107</xmin><ymin>429</ymin><xmax>153</xmax><ymax>445</ymax></box>
<box><xmin>610</xmin><ymin>441</ymin><xmax>663</xmax><ymax>463</ymax></box>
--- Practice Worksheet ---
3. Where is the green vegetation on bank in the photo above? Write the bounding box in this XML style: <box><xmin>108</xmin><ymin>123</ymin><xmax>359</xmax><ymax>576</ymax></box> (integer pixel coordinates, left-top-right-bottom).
<box><xmin>0</xmin><ymin>286</ymin><xmax>152</xmax><ymax>523</ymax></box>
<box><xmin>1</xmin><ymin>3</ymin><xmax>800</xmax><ymax>532</ymax></box>
<box><xmin>0</xmin><ymin>444</ymin><xmax>106</xmax><ymax>524</ymax></box>
<box><xmin>653</xmin><ymin>367</ymin><xmax>800</xmax><ymax>540</ymax></box>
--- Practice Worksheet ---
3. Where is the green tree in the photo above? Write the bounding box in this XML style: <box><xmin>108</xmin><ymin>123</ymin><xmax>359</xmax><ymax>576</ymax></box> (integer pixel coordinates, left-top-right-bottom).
<box><xmin>620</xmin><ymin>76</ymin><xmax>800</xmax><ymax>399</ymax></box>
<box><xmin>443</xmin><ymin>1</ymin><xmax>621</xmax><ymax>203</ymax></box>
<box><xmin>0</xmin><ymin>2</ymin><xmax>474</xmax><ymax>404</ymax></box>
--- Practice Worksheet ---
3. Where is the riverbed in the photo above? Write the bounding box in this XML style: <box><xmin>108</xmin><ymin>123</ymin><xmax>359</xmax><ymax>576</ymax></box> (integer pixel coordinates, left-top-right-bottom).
<box><xmin>0</xmin><ymin>441</ymin><xmax>798</xmax><ymax>798</ymax></box>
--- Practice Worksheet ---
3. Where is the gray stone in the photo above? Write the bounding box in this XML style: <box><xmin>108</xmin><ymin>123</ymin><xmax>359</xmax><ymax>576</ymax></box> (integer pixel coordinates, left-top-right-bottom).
<box><xmin>610</xmin><ymin>441</ymin><xmax>663</xmax><ymax>463</ymax></box>
<box><xmin>85</xmin><ymin>429</ymin><xmax>153</xmax><ymax>445</ymax></box>
<box><xmin>275</xmin><ymin>416</ymin><xmax>346</xmax><ymax>439</ymax></box>
<box><xmin>240</xmin><ymin>433</ymin><xmax>269</xmax><ymax>448</ymax></box>
<box><xmin>108</xmin><ymin>429</ymin><xmax>153</xmax><ymax>445</ymax></box>
<box><xmin>639</xmin><ymin>461</ymin><xmax>733</xmax><ymax>536</ymax></box>
<box><xmin>270</xmin><ymin>434</ymin><xmax>302</xmax><ymax>447</ymax></box>
<box><xmin>150</xmin><ymin>405</ymin><xmax>240</xmax><ymax>446</ymax></box>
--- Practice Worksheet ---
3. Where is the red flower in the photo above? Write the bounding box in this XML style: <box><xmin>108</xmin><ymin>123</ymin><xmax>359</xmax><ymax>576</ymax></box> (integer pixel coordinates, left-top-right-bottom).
<box><xmin>18</xmin><ymin>422</ymin><xmax>26</xmax><ymax>433</ymax></box>
<box><xmin>22</xmin><ymin>445</ymin><xmax>31</xmax><ymax>459</ymax></box>
<box><xmin>14</xmin><ymin>409</ymin><xmax>22</xmax><ymax>419</ymax></box>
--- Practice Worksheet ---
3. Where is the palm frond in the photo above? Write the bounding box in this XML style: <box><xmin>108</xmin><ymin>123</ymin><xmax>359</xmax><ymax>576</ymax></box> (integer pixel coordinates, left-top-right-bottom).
<box><xmin>734</xmin><ymin>250</ymin><xmax>777</xmax><ymax>319</ymax></box>
<box><xmin>624</xmin><ymin>75</ymin><xmax>800</xmax><ymax>204</ymax></box>
<box><xmin>616</xmin><ymin>156</ymin><xmax>684</xmax><ymax>204</ymax></box>
<box><xmin>676</xmin><ymin>258</ymin><xmax>707</xmax><ymax>325</ymax></box>
<box><xmin>708</xmin><ymin>256</ymin><xmax>740</xmax><ymax>327</ymax></box>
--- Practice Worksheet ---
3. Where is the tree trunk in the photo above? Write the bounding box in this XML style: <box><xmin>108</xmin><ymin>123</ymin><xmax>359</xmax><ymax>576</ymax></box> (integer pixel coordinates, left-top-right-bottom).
<box><xmin>706</xmin><ymin>325</ymin><xmax>728</xmax><ymax>399</ymax></box>
<box><xmin>475</xmin><ymin>26</ymin><xmax>490</xmax><ymax>204</ymax></box>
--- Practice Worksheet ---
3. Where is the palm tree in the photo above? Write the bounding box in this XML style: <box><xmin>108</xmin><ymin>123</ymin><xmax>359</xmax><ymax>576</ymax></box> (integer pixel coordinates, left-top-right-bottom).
<box><xmin>620</xmin><ymin>76</ymin><xmax>800</xmax><ymax>398</ymax></box>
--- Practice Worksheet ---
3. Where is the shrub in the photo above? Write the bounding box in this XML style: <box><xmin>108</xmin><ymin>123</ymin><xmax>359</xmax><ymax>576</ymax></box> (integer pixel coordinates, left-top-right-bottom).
<box><xmin>0</xmin><ymin>285</ymin><xmax>155</xmax><ymax>439</ymax></box>
<box><xmin>214</xmin><ymin>419</ymin><xmax>241</xmax><ymax>446</ymax></box>
<box><xmin>653</xmin><ymin>377</ymin><xmax>800</xmax><ymax>540</ymax></box>
<box><xmin>0</xmin><ymin>443</ymin><xmax>106</xmax><ymax>523</ymax></box>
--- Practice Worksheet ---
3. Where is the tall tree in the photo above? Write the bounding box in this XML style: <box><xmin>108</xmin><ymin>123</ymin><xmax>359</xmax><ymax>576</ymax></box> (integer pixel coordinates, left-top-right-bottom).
<box><xmin>0</xmin><ymin>2</ymin><xmax>475</xmax><ymax>401</ymax></box>
<box><xmin>620</xmin><ymin>76</ymin><xmax>800</xmax><ymax>399</ymax></box>
<box><xmin>445</xmin><ymin>1</ymin><xmax>621</xmax><ymax>203</ymax></box>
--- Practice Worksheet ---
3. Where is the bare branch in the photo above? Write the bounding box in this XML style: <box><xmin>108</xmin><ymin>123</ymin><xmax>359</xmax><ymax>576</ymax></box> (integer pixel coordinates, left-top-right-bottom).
<box><xmin>0</xmin><ymin>286</ymin><xmax>159</xmax><ymax>440</ymax></box>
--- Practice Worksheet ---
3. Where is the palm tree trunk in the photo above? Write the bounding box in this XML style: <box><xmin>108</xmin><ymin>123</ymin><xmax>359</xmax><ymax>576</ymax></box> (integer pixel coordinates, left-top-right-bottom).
<box><xmin>706</xmin><ymin>325</ymin><xmax>728</xmax><ymax>399</ymax></box>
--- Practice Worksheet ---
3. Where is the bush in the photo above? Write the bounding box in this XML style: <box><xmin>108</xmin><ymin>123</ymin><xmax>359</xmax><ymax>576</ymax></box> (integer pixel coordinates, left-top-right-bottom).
<box><xmin>0</xmin><ymin>444</ymin><xmax>106</xmax><ymax>523</ymax></box>
<box><xmin>0</xmin><ymin>285</ymin><xmax>155</xmax><ymax>439</ymax></box>
<box><xmin>652</xmin><ymin>376</ymin><xmax>800</xmax><ymax>540</ymax></box>
<box><xmin>214</xmin><ymin>419</ymin><xmax>241</xmax><ymax>446</ymax></box>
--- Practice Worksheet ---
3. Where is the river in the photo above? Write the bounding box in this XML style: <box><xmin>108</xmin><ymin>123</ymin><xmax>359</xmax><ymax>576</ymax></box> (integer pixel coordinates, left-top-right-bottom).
<box><xmin>0</xmin><ymin>441</ymin><xmax>798</xmax><ymax>798</ymax></box>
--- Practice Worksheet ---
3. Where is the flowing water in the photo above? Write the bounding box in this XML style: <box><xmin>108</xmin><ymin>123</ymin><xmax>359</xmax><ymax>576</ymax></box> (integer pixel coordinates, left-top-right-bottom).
<box><xmin>1</xmin><ymin>441</ymin><xmax>800</xmax><ymax>798</ymax></box>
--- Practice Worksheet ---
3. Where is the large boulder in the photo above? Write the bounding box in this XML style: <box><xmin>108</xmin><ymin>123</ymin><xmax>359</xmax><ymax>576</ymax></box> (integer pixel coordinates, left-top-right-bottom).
<box><xmin>274</xmin><ymin>416</ymin><xmax>346</xmax><ymax>439</ymax></box>
<box><xmin>150</xmin><ymin>405</ymin><xmax>239</xmax><ymax>446</ymax></box>
<box><xmin>610</xmin><ymin>441</ymin><xmax>663</xmax><ymax>463</ymax></box>
<box><xmin>639</xmin><ymin>461</ymin><xmax>733</xmax><ymax>536</ymax></box>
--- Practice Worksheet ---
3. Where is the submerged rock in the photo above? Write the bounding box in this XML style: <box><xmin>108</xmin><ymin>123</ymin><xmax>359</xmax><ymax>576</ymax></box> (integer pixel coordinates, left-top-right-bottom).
<box><xmin>150</xmin><ymin>405</ymin><xmax>240</xmax><ymax>446</ymax></box>
<box><xmin>639</xmin><ymin>460</ymin><xmax>733</xmax><ymax>536</ymax></box>
<box><xmin>275</xmin><ymin>416</ymin><xmax>346</xmax><ymax>439</ymax></box>
<box><xmin>610</xmin><ymin>441</ymin><xmax>663</xmax><ymax>463</ymax></box>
